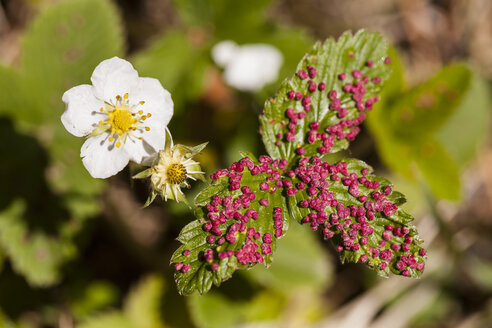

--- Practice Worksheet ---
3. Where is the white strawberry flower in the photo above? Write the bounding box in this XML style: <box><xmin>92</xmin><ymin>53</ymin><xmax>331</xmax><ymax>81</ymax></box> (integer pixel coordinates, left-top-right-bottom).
<box><xmin>61</xmin><ymin>57</ymin><xmax>173</xmax><ymax>179</ymax></box>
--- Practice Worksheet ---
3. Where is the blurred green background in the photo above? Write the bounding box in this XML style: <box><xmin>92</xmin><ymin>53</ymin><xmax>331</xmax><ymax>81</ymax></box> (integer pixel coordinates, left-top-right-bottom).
<box><xmin>0</xmin><ymin>0</ymin><xmax>491</xmax><ymax>327</ymax></box>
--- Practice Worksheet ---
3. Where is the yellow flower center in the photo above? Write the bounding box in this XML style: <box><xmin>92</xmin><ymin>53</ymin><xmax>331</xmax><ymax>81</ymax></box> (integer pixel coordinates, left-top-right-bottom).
<box><xmin>167</xmin><ymin>163</ymin><xmax>187</xmax><ymax>184</ymax></box>
<box><xmin>96</xmin><ymin>93</ymin><xmax>151</xmax><ymax>148</ymax></box>
<box><xmin>109</xmin><ymin>109</ymin><xmax>135</xmax><ymax>133</ymax></box>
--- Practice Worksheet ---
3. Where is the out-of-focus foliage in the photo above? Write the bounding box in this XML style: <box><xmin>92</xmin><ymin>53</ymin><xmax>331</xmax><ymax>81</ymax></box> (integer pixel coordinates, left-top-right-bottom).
<box><xmin>0</xmin><ymin>309</ymin><xmax>15</xmax><ymax>328</ymax></box>
<box><xmin>0</xmin><ymin>200</ymin><xmax>74</xmax><ymax>286</ymax></box>
<box><xmin>0</xmin><ymin>0</ymin><xmax>123</xmax><ymax>286</ymax></box>
<box><xmin>245</xmin><ymin>221</ymin><xmax>332</xmax><ymax>291</ymax></box>
<box><xmin>70</xmin><ymin>280</ymin><xmax>120</xmax><ymax>319</ymax></box>
<box><xmin>367</xmin><ymin>49</ymin><xmax>490</xmax><ymax>201</ymax></box>
<box><xmin>188</xmin><ymin>289</ymin><xmax>286</xmax><ymax>328</ymax></box>
<box><xmin>78</xmin><ymin>275</ymin><xmax>165</xmax><ymax>328</ymax></box>
<box><xmin>133</xmin><ymin>0</ymin><xmax>313</xmax><ymax>111</ymax></box>
<box><xmin>133</xmin><ymin>29</ymin><xmax>208</xmax><ymax>113</ymax></box>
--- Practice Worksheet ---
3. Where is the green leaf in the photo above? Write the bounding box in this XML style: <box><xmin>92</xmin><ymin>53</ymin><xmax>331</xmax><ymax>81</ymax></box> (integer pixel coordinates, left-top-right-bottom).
<box><xmin>172</xmin><ymin>0</ymin><xmax>272</xmax><ymax>39</ymax></box>
<box><xmin>411</xmin><ymin>292</ymin><xmax>455</xmax><ymax>327</ymax></box>
<box><xmin>259</xmin><ymin>30</ymin><xmax>392</xmax><ymax>165</ymax></box>
<box><xmin>188</xmin><ymin>288</ymin><xmax>286</xmax><ymax>328</ymax></box>
<box><xmin>367</xmin><ymin>58</ymin><xmax>479</xmax><ymax>201</ymax></box>
<box><xmin>0</xmin><ymin>200</ymin><xmax>74</xmax><ymax>286</ymax></box>
<box><xmin>0</xmin><ymin>248</ymin><xmax>4</xmax><ymax>274</ymax></box>
<box><xmin>389</xmin><ymin>64</ymin><xmax>472</xmax><ymax>138</ymax></box>
<box><xmin>435</xmin><ymin>71</ymin><xmax>491</xmax><ymax>166</ymax></box>
<box><xmin>376</xmin><ymin>134</ymin><xmax>415</xmax><ymax>179</ymax></box>
<box><xmin>171</xmin><ymin>0</ymin><xmax>215</xmax><ymax>27</ymax></box>
<box><xmin>47</xmin><ymin>126</ymin><xmax>104</xmax><ymax>196</ymax></box>
<box><xmin>188</xmin><ymin>292</ymin><xmax>242</xmax><ymax>328</ymax></box>
<box><xmin>377</xmin><ymin>46</ymin><xmax>405</xmax><ymax>105</ymax></box>
<box><xmin>133</xmin><ymin>30</ymin><xmax>195</xmax><ymax>92</ymax></box>
<box><xmin>413</xmin><ymin>139</ymin><xmax>461</xmax><ymax>200</ymax></box>
<box><xmin>78</xmin><ymin>275</ymin><xmax>165</xmax><ymax>328</ymax></box>
<box><xmin>124</xmin><ymin>275</ymin><xmax>165</xmax><ymax>328</ymax></box>
<box><xmin>225</xmin><ymin>129</ymin><xmax>260</xmax><ymax>164</ymax></box>
<box><xmin>240</xmin><ymin>289</ymin><xmax>287</xmax><ymax>322</ymax></box>
<box><xmin>366</xmin><ymin>48</ymin><xmax>414</xmax><ymax>178</ymax></box>
<box><xmin>0</xmin><ymin>65</ymin><xmax>30</xmax><ymax>119</ymax></box>
<box><xmin>366</xmin><ymin>46</ymin><xmax>404</xmax><ymax>140</ymax></box>
<box><xmin>286</xmin><ymin>157</ymin><xmax>426</xmax><ymax>278</ymax></box>
<box><xmin>468</xmin><ymin>258</ymin><xmax>492</xmax><ymax>291</ymax></box>
<box><xmin>20</xmin><ymin>0</ymin><xmax>123</xmax><ymax>124</ymax></box>
<box><xmin>70</xmin><ymin>281</ymin><xmax>119</xmax><ymax>319</ymax></box>
<box><xmin>0</xmin><ymin>118</ymin><xmax>91</xmax><ymax>285</ymax></box>
<box><xmin>171</xmin><ymin>155</ymin><xmax>289</xmax><ymax>295</ymax></box>
<box><xmin>0</xmin><ymin>309</ymin><xmax>16</xmax><ymax>328</ymax></box>
<box><xmin>62</xmin><ymin>193</ymin><xmax>100</xmax><ymax>225</ymax></box>
<box><xmin>78</xmin><ymin>312</ymin><xmax>134</xmax><ymax>328</ymax></box>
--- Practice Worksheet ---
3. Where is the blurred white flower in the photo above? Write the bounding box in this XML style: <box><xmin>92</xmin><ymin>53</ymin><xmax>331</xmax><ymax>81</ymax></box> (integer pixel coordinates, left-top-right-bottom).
<box><xmin>212</xmin><ymin>40</ymin><xmax>283</xmax><ymax>92</ymax></box>
<box><xmin>211</xmin><ymin>40</ymin><xmax>238</xmax><ymax>67</ymax></box>
<box><xmin>61</xmin><ymin>57</ymin><xmax>173</xmax><ymax>179</ymax></box>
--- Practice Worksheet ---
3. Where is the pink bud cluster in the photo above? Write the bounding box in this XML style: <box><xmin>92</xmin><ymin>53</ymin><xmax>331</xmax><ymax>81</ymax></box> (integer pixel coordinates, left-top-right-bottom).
<box><xmin>275</xmin><ymin>58</ymin><xmax>387</xmax><ymax>156</ymax></box>
<box><xmin>292</xmin><ymin>156</ymin><xmax>426</xmax><ymax>276</ymax></box>
<box><xmin>175</xmin><ymin>156</ymin><xmax>288</xmax><ymax>275</ymax></box>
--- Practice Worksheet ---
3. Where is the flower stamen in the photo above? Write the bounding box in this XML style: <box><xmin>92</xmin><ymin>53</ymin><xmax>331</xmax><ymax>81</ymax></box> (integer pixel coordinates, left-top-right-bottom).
<box><xmin>167</xmin><ymin>163</ymin><xmax>187</xmax><ymax>184</ymax></box>
<box><xmin>94</xmin><ymin>94</ymin><xmax>150</xmax><ymax>147</ymax></box>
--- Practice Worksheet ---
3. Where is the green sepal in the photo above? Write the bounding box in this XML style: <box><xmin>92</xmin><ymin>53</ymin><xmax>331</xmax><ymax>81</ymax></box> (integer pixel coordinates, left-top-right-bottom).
<box><xmin>164</xmin><ymin>128</ymin><xmax>174</xmax><ymax>151</ymax></box>
<box><xmin>167</xmin><ymin>185</ymin><xmax>189</xmax><ymax>206</ymax></box>
<box><xmin>132</xmin><ymin>168</ymin><xmax>152</xmax><ymax>180</ymax></box>
<box><xmin>189</xmin><ymin>142</ymin><xmax>209</xmax><ymax>157</ymax></box>
<box><xmin>143</xmin><ymin>190</ymin><xmax>158</xmax><ymax>208</ymax></box>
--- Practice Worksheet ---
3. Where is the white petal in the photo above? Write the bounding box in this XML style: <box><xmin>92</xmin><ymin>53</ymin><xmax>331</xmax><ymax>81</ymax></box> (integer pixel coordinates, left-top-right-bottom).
<box><xmin>80</xmin><ymin>133</ymin><xmax>130</xmax><ymax>179</ymax></box>
<box><xmin>91</xmin><ymin>57</ymin><xmax>139</xmax><ymax>103</ymax></box>
<box><xmin>143</xmin><ymin>119</ymin><xmax>167</xmax><ymax>152</ymax></box>
<box><xmin>130</xmin><ymin>77</ymin><xmax>174</xmax><ymax>127</ymax></box>
<box><xmin>224</xmin><ymin>44</ymin><xmax>283</xmax><ymax>91</ymax></box>
<box><xmin>211</xmin><ymin>40</ymin><xmax>238</xmax><ymax>68</ymax></box>
<box><xmin>121</xmin><ymin>137</ymin><xmax>148</xmax><ymax>164</ymax></box>
<box><xmin>123</xmin><ymin>126</ymin><xmax>163</xmax><ymax>164</ymax></box>
<box><xmin>61</xmin><ymin>85</ymin><xmax>105</xmax><ymax>137</ymax></box>
<box><xmin>121</xmin><ymin>116</ymin><xmax>167</xmax><ymax>165</ymax></box>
